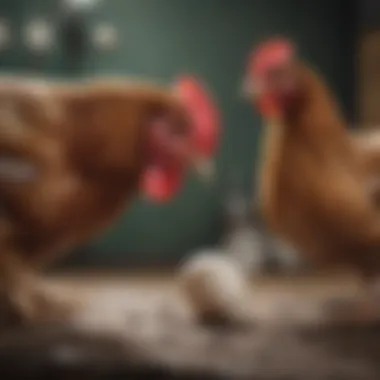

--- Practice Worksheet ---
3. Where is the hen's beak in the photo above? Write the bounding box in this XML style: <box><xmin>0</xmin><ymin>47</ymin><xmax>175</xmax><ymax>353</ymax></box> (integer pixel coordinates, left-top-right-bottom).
<box><xmin>192</xmin><ymin>155</ymin><xmax>216</xmax><ymax>183</ymax></box>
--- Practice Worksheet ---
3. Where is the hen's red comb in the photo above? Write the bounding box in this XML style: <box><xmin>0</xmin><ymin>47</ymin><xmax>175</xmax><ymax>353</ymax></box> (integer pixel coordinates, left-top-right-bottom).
<box><xmin>174</xmin><ymin>75</ymin><xmax>220</xmax><ymax>158</ymax></box>
<box><xmin>140</xmin><ymin>76</ymin><xmax>219</xmax><ymax>204</ymax></box>
<box><xmin>248</xmin><ymin>38</ymin><xmax>295</xmax><ymax>78</ymax></box>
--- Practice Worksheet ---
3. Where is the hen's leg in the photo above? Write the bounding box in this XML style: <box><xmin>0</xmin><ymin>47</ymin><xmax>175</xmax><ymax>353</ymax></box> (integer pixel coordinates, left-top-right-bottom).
<box><xmin>0</xmin><ymin>251</ymin><xmax>77</xmax><ymax>326</ymax></box>
<box><xmin>0</xmin><ymin>224</ymin><xmax>76</xmax><ymax>326</ymax></box>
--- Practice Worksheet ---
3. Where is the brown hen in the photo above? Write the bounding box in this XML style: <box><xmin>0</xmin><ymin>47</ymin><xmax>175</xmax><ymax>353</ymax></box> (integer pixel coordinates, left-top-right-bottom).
<box><xmin>243</xmin><ymin>38</ymin><xmax>380</xmax><ymax>320</ymax></box>
<box><xmin>0</xmin><ymin>76</ymin><xmax>219</xmax><ymax>324</ymax></box>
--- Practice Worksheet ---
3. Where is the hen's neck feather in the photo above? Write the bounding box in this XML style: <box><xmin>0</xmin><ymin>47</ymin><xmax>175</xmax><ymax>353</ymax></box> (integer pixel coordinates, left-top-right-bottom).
<box><xmin>257</xmin><ymin>64</ymin><xmax>355</xmax><ymax>215</ymax></box>
<box><xmin>63</xmin><ymin>86</ymin><xmax>179</xmax><ymax>182</ymax></box>
<box><xmin>287</xmin><ymin>65</ymin><xmax>351</xmax><ymax>150</ymax></box>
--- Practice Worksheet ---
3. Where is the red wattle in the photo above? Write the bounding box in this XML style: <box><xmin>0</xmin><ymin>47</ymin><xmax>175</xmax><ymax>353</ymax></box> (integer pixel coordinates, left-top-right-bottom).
<box><xmin>140</xmin><ymin>166</ymin><xmax>182</xmax><ymax>203</ymax></box>
<box><xmin>256</xmin><ymin>95</ymin><xmax>280</xmax><ymax>118</ymax></box>
<box><xmin>248</xmin><ymin>38</ymin><xmax>294</xmax><ymax>80</ymax></box>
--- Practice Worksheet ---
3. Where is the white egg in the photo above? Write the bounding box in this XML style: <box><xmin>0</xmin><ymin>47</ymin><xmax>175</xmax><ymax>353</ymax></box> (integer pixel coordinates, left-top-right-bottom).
<box><xmin>178</xmin><ymin>250</ymin><xmax>251</xmax><ymax>324</ymax></box>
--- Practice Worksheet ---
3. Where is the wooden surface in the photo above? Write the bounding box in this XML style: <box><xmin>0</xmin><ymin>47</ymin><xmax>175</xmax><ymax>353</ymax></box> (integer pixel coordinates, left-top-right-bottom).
<box><xmin>0</xmin><ymin>274</ymin><xmax>379</xmax><ymax>379</ymax></box>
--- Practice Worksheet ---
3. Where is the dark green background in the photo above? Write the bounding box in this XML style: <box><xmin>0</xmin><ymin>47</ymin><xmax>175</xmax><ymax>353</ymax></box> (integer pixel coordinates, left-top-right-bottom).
<box><xmin>0</xmin><ymin>0</ymin><xmax>356</xmax><ymax>267</ymax></box>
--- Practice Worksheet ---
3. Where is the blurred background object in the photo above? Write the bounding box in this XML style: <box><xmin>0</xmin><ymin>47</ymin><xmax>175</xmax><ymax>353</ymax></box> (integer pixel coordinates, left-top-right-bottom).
<box><xmin>0</xmin><ymin>0</ymin><xmax>356</xmax><ymax>273</ymax></box>
<box><xmin>359</xmin><ymin>0</ymin><xmax>380</xmax><ymax>126</ymax></box>
<box><xmin>91</xmin><ymin>22</ymin><xmax>118</xmax><ymax>51</ymax></box>
<box><xmin>24</xmin><ymin>18</ymin><xmax>54</xmax><ymax>53</ymax></box>
<box><xmin>0</xmin><ymin>18</ymin><xmax>11</xmax><ymax>52</ymax></box>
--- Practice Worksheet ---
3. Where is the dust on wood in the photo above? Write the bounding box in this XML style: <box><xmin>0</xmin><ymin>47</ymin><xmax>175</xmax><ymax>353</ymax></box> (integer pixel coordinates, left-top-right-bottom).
<box><xmin>0</xmin><ymin>274</ymin><xmax>378</xmax><ymax>380</ymax></box>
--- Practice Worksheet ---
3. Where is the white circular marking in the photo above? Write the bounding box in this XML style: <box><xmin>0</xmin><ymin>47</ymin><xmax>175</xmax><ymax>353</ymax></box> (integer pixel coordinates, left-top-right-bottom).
<box><xmin>24</xmin><ymin>19</ymin><xmax>55</xmax><ymax>52</ymax></box>
<box><xmin>92</xmin><ymin>23</ymin><xmax>118</xmax><ymax>51</ymax></box>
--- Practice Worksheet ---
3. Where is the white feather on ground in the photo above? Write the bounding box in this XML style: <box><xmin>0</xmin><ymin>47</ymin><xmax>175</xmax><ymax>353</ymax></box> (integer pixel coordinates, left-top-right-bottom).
<box><xmin>177</xmin><ymin>189</ymin><xmax>303</xmax><ymax>325</ymax></box>
<box><xmin>178</xmin><ymin>249</ymin><xmax>252</xmax><ymax>325</ymax></box>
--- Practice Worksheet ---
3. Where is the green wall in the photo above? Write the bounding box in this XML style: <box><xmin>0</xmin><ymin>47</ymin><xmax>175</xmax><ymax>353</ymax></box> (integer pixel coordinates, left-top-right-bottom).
<box><xmin>0</xmin><ymin>0</ymin><xmax>356</xmax><ymax>267</ymax></box>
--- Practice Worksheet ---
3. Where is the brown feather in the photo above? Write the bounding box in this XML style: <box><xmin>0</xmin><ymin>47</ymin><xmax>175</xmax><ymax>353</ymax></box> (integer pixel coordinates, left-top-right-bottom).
<box><xmin>0</xmin><ymin>77</ymin><xmax>187</xmax><ymax>323</ymax></box>
<box><xmin>257</xmin><ymin>64</ymin><xmax>380</xmax><ymax>275</ymax></box>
